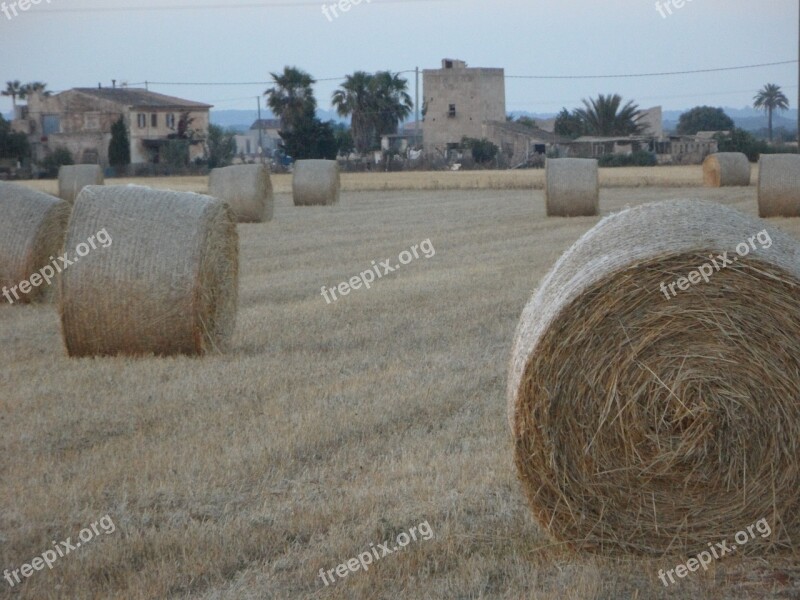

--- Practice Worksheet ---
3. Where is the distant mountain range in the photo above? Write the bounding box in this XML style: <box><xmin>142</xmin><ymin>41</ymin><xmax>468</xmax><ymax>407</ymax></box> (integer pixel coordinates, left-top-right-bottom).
<box><xmin>5</xmin><ymin>106</ymin><xmax>798</xmax><ymax>135</ymax></box>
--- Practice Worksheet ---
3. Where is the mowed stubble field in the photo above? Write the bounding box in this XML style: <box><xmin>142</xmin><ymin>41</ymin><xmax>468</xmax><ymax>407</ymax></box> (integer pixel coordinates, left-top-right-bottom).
<box><xmin>3</xmin><ymin>166</ymin><xmax>800</xmax><ymax>599</ymax></box>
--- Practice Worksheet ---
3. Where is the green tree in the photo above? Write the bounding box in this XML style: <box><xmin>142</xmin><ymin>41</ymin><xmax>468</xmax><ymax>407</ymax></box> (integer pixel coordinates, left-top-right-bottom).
<box><xmin>0</xmin><ymin>114</ymin><xmax>30</xmax><ymax>160</ymax></box>
<box><xmin>332</xmin><ymin>71</ymin><xmax>375</xmax><ymax>154</ymax></box>
<box><xmin>265</xmin><ymin>67</ymin><xmax>317</xmax><ymax>132</ymax></box>
<box><xmin>2</xmin><ymin>80</ymin><xmax>23</xmax><ymax>110</ymax></box>
<box><xmin>514</xmin><ymin>116</ymin><xmax>538</xmax><ymax>129</ymax></box>
<box><xmin>554</xmin><ymin>108</ymin><xmax>586</xmax><ymax>139</ymax></box>
<box><xmin>206</xmin><ymin>124</ymin><xmax>236</xmax><ymax>168</ymax></box>
<box><xmin>333</xmin><ymin>124</ymin><xmax>354</xmax><ymax>155</ymax></box>
<box><xmin>575</xmin><ymin>94</ymin><xmax>643</xmax><ymax>136</ymax></box>
<box><xmin>333</xmin><ymin>71</ymin><xmax>413</xmax><ymax>153</ymax></box>
<box><xmin>715</xmin><ymin>128</ymin><xmax>769</xmax><ymax>162</ymax></box>
<box><xmin>676</xmin><ymin>106</ymin><xmax>734</xmax><ymax>135</ymax></box>
<box><xmin>108</xmin><ymin>116</ymin><xmax>131</xmax><ymax>169</ymax></box>
<box><xmin>279</xmin><ymin>108</ymin><xmax>338</xmax><ymax>160</ymax></box>
<box><xmin>753</xmin><ymin>84</ymin><xmax>790</xmax><ymax>142</ymax></box>
<box><xmin>370</xmin><ymin>71</ymin><xmax>413</xmax><ymax>137</ymax></box>
<box><xmin>19</xmin><ymin>82</ymin><xmax>50</xmax><ymax>100</ymax></box>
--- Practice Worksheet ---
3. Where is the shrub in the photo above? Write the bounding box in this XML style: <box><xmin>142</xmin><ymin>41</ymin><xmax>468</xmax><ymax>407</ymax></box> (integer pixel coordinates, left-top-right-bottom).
<box><xmin>40</xmin><ymin>146</ymin><xmax>74</xmax><ymax>178</ymax></box>
<box><xmin>598</xmin><ymin>150</ymin><xmax>656</xmax><ymax>167</ymax></box>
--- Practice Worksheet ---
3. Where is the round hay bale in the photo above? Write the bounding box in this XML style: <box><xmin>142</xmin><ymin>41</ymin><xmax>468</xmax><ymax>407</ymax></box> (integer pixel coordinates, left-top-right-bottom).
<box><xmin>702</xmin><ymin>152</ymin><xmax>751</xmax><ymax>187</ymax></box>
<box><xmin>758</xmin><ymin>154</ymin><xmax>800</xmax><ymax>217</ymax></box>
<box><xmin>59</xmin><ymin>185</ymin><xmax>238</xmax><ymax>357</ymax></box>
<box><xmin>292</xmin><ymin>160</ymin><xmax>340</xmax><ymax>206</ymax></box>
<box><xmin>58</xmin><ymin>164</ymin><xmax>104</xmax><ymax>205</ymax></box>
<box><xmin>545</xmin><ymin>158</ymin><xmax>599</xmax><ymax>217</ymax></box>
<box><xmin>0</xmin><ymin>182</ymin><xmax>71</xmax><ymax>304</ymax></box>
<box><xmin>208</xmin><ymin>164</ymin><xmax>273</xmax><ymax>223</ymax></box>
<box><xmin>508</xmin><ymin>198</ymin><xmax>800</xmax><ymax>555</ymax></box>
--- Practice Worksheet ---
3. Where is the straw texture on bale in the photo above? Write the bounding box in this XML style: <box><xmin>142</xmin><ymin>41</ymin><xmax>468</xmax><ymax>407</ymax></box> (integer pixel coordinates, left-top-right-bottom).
<box><xmin>292</xmin><ymin>160</ymin><xmax>340</xmax><ymax>206</ymax></box>
<box><xmin>702</xmin><ymin>152</ymin><xmax>751</xmax><ymax>187</ymax></box>
<box><xmin>545</xmin><ymin>158</ymin><xmax>599</xmax><ymax>217</ymax></box>
<box><xmin>58</xmin><ymin>164</ymin><xmax>104</xmax><ymax>204</ymax></box>
<box><xmin>508</xmin><ymin>199</ymin><xmax>800</xmax><ymax>555</ymax></box>
<box><xmin>0</xmin><ymin>182</ymin><xmax>71</xmax><ymax>303</ymax></box>
<box><xmin>59</xmin><ymin>185</ymin><xmax>238</xmax><ymax>357</ymax></box>
<box><xmin>208</xmin><ymin>164</ymin><xmax>273</xmax><ymax>223</ymax></box>
<box><xmin>758</xmin><ymin>154</ymin><xmax>800</xmax><ymax>217</ymax></box>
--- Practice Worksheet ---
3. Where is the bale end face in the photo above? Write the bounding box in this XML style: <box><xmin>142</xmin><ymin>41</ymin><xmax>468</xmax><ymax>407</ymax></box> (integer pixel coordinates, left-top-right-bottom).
<box><xmin>545</xmin><ymin>158</ymin><xmax>599</xmax><ymax>217</ymax></box>
<box><xmin>702</xmin><ymin>152</ymin><xmax>751</xmax><ymax>187</ymax></box>
<box><xmin>758</xmin><ymin>154</ymin><xmax>800</xmax><ymax>217</ymax></box>
<box><xmin>208</xmin><ymin>164</ymin><xmax>274</xmax><ymax>223</ymax></box>
<box><xmin>292</xmin><ymin>160</ymin><xmax>340</xmax><ymax>206</ymax></box>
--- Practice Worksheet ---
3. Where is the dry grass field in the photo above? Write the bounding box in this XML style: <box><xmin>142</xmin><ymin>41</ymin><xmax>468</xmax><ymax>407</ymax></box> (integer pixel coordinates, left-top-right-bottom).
<box><xmin>2</xmin><ymin>167</ymin><xmax>799</xmax><ymax>599</ymax></box>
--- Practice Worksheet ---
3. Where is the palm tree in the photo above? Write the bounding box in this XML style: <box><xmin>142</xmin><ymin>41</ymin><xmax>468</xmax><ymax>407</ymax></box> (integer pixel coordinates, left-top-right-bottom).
<box><xmin>574</xmin><ymin>94</ymin><xmax>644</xmax><ymax>136</ymax></box>
<box><xmin>19</xmin><ymin>81</ymin><xmax>50</xmax><ymax>100</ymax></box>
<box><xmin>265</xmin><ymin>67</ymin><xmax>316</xmax><ymax>132</ymax></box>
<box><xmin>332</xmin><ymin>71</ymin><xmax>375</xmax><ymax>154</ymax></box>
<box><xmin>753</xmin><ymin>83</ymin><xmax>789</xmax><ymax>142</ymax></box>
<box><xmin>2</xmin><ymin>80</ymin><xmax>23</xmax><ymax>110</ymax></box>
<box><xmin>369</xmin><ymin>71</ymin><xmax>413</xmax><ymax>137</ymax></box>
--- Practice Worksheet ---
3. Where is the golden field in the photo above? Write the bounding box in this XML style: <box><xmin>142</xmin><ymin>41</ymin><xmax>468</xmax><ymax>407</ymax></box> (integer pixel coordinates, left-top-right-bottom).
<box><xmin>2</xmin><ymin>167</ymin><xmax>798</xmax><ymax>600</ymax></box>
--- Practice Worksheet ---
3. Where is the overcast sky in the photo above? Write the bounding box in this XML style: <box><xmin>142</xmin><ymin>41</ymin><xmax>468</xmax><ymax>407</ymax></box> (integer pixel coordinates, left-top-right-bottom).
<box><xmin>1</xmin><ymin>0</ymin><xmax>797</xmax><ymax>116</ymax></box>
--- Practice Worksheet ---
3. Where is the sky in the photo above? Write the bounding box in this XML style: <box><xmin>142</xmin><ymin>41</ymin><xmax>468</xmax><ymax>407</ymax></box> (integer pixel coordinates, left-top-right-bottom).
<box><xmin>1</xmin><ymin>0</ymin><xmax>798</xmax><ymax>117</ymax></box>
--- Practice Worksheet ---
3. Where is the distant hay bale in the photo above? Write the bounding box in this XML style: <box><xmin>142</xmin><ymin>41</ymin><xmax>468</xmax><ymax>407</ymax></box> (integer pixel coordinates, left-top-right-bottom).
<box><xmin>545</xmin><ymin>158</ymin><xmax>599</xmax><ymax>216</ymax></box>
<box><xmin>292</xmin><ymin>160</ymin><xmax>340</xmax><ymax>206</ymax></box>
<box><xmin>758</xmin><ymin>154</ymin><xmax>800</xmax><ymax>217</ymax></box>
<box><xmin>208</xmin><ymin>164</ymin><xmax>273</xmax><ymax>223</ymax></box>
<box><xmin>508</xmin><ymin>199</ymin><xmax>800</xmax><ymax>555</ymax></box>
<box><xmin>58</xmin><ymin>164</ymin><xmax>104</xmax><ymax>204</ymax></box>
<box><xmin>0</xmin><ymin>182</ymin><xmax>71</xmax><ymax>304</ymax></box>
<box><xmin>59</xmin><ymin>185</ymin><xmax>238</xmax><ymax>357</ymax></box>
<box><xmin>702</xmin><ymin>152</ymin><xmax>751</xmax><ymax>187</ymax></box>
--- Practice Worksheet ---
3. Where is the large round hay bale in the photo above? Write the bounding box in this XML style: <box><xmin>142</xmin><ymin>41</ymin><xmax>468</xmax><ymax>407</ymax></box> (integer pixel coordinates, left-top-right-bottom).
<box><xmin>0</xmin><ymin>182</ymin><xmax>71</xmax><ymax>304</ymax></box>
<box><xmin>58</xmin><ymin>164</ymin><xmax>104</xmax><ymax>204</ymax></box>
<box><xmin>292</xmin><ymin>160</ymin><xmax>340</xmax><ymax>206</ymax></box>
<box><xmin>758</xmin><ymin>154</ymin><xmax>800</xmax><ymax>217</ymax></box>
<box><xmin>545</xmin><ymin>158</ymin><xmax>599</xmax><ymax>217</ymax></box>
<box><xmin>208</xmin><ymin>164</ymin><xmax>273</xmax><ymax>223</ymax></box>
<box><xmin>508</xmin><ymin>199</ymin><xmax>800</xmax><ymax>555</ymax></box>
<box><xmin>59</xmin><ymin>185</ymin><xmax>238</xmax><ymax>357</ymax></box>
<box><xmin>702</xmin><ymin>152</ymin><xmax>751</xmax><ymax>187</ymax></box>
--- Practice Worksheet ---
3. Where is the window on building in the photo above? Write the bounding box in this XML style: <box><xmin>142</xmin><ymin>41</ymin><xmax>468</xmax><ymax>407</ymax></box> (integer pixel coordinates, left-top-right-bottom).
<box><xmin>166</xmin><ymin>113</ymin><xmax>175</xmax><ymax>129</ymax></box>
<box><xmin>151</xmin><ymin>114</ymin><xmax>158</xmax><ymax>127</ymax></box>
<box><xmin>448</xmin><ymin>104</ymin><xmax>456</xmax><ymax>118</ymax></box>
<box><xmin>445</xmin><ymin>60</ymin><xmax>453</xmax><ymax>69</ymax></box>
<box><xmin>137</xmin><ymin>113</ymin><xmax>146</xmax><ymax>128</ymax></box>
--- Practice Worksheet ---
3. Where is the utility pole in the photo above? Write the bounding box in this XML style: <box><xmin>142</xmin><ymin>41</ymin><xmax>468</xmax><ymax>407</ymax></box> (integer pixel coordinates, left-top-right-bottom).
<box><xmin>257</xmin><ymin>95</ymin><xmax>265</xmax><ymax>164</ymax></box>
<box><xmin>415</xmin><ymin>66</ymin><xmax>420</xmax><ymax>147</ymax></box>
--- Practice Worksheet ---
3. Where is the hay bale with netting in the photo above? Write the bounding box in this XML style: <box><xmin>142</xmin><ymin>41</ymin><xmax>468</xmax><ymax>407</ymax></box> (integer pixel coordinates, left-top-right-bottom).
<box><xmin>702</xmin><ymin>152</ymin><xmax>751</xmax><ymax>187</ymax></box>
<box><xmin>59</xmin><ymin>185</ymin><xmax>238</xmax><ymax>357</ymax></box>
<box><xmin>545</xmin><ymin>158</ymin><xmax>599</xmax><ymax>216</ymax></box>
<box><xmin>292</xmin><ymin>160</ymin><xmax>340</xmax><ymax>206</ymax></box>
<box><xmin>0</xmin><ymin>181</ymin><xmax>71</xmax><ymax>304</ymax></box>
<box><xmin>508</xmin><ymin>198</ymin><xmax>800</xmax><ymax>555</ymax></box>
<box><xmin>758</xmin><ymin>154</ymin><xmax>800</xmax><ymax>217</ymax></box>
<box><xmin>58</xmin><ymin>164</ymin><xmax>104</xmax><ymax>204</ymax></box>
<box><xmin>208</xmin><ymin>164</ymin><xmax>273</xmax><ymax>223</ymax></box>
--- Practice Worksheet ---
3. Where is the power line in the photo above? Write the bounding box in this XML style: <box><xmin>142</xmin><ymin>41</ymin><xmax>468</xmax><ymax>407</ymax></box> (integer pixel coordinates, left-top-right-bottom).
<box><xmin>506</xmin><ymin>60</ymin><xmax>798</xmax><ymax>80</ymax></box>
<box><xmin>25</xmin><ymin>0</ymin><xmax>453</xmax><ymax>13</ymax></box>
